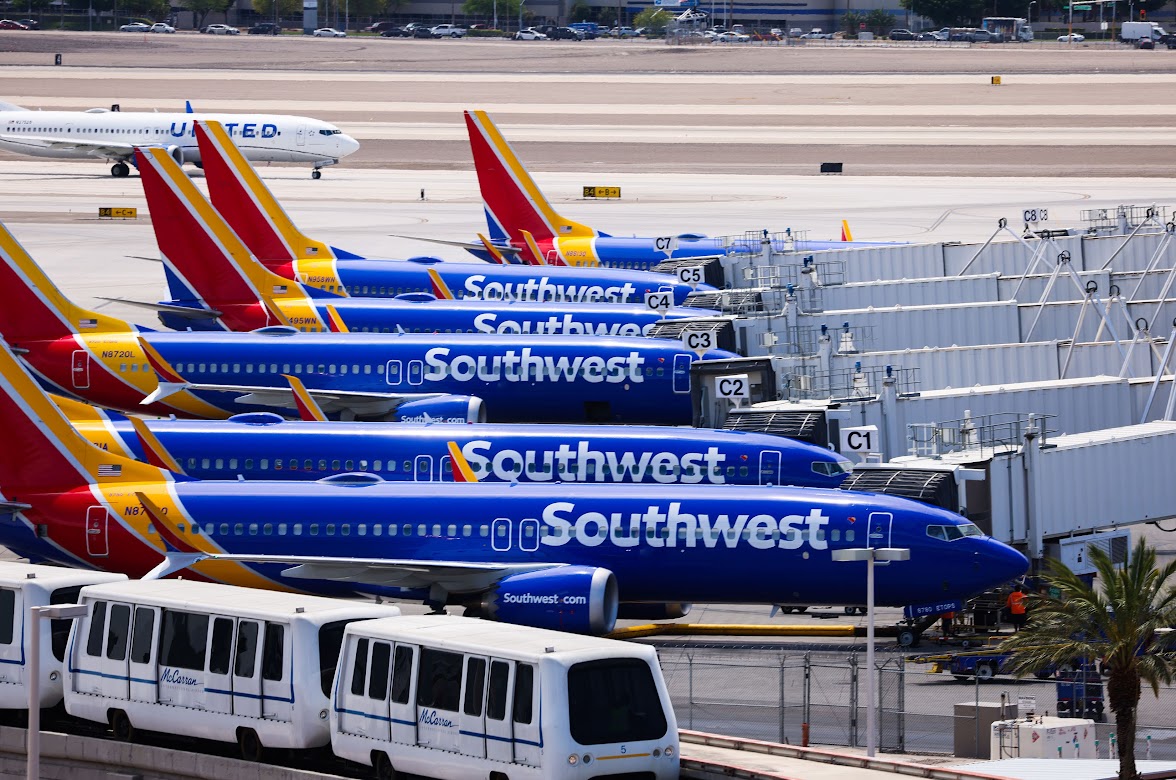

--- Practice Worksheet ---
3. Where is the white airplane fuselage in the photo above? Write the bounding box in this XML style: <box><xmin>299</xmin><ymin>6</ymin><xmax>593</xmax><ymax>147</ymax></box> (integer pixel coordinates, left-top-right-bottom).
<box><xmin>0</xmin><ymin>108</ymin><xmax>359</xmax><ymax>175</ymax></box>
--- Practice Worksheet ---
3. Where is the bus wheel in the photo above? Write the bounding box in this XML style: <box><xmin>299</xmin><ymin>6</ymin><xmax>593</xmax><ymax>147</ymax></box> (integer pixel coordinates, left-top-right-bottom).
<box><xmin>110</xmin><ymin>709</ymin><xmax>134</xmax><ymax>742</ymax></box>
<box><xmin>238</xmin><ymin>728</ymin><xmax>265</xmax><ymax>762</ymax></box>
<box><xmin>975</xmin><ymin>663</ymin><xmax>996</xmax><ymax>681</ymax></box>
<box><xmin>373</xmin><ymin>751</ymin><xmax>398</xmax><ymax>780</ymax></box>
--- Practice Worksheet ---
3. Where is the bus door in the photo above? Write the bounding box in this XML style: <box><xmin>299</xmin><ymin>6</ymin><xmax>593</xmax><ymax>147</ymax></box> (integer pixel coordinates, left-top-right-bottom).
<box><xmin>339</xmin><ymin>637</ymin><xmax>392</xmax><ymax>741</ymax></box>
<box><xmin>414</xmin><ymin>455</ymin><xmax>433</xmax><ymax>482</ymax></box>
<box><xmin>415</xmin><ymin>647</ymin><xmax>463</xmax><ymax>752</ymax></box>
<box><xmin>127</xmin><ymin>605</ymin><xmax>159</xmax><ymax>703</ymax></box>
<box><xmin>759</xmin><ymin>450</ymin><xmax>782</xmax><ymax>485</ymax></box>
<box><xmin>260</xmin><ymin>622</ymin><xmax>293</xmax><ymax>722</ymax></box>
<box><xmin>204</xmin><ymin>616</ymin><xmax>236</xmax><ymax>715</ymax></box>
<box><xmin>457</xmin><ymin>655</ymin><xmax>488</xmax><ymax>758</ymax></box>
<box><xmin>157</xmin><ymin>610</ymin><xmax>208</xmax><ymax>710</ymax></box>
<box><xmin>231</xmin><ymin>619</ymin><xmax>262</xmax><ymax>718</ymax></box>
<box><xmin>511</xmin><ymin>663</ymin><xmax>541</xmax><ymax>766</ymax></box>
<box><xmin>868</xmin><ymin>512</ymin><xmax>893</xmax><ymax>548</ymax></box>
<box><xmin>388</xmin><ymin>643</ymin><xmax>418</xmax><ymax>745</ymax></box>
<box><xmin>0</xmin><ymin>588</ymin><xmax>21</xmax><ymax>686</ymax></box>
<box><xmin>484</xmin><ymin>659</ymin><xmax>514</xmax><ymax>763</ymax></box>
<box><xmin>672</xmin><ymin>353</ymin><xmax>692</xmax><ymax>394</ymax></box>
<box><xmin>92</xmin><ymin>601</ymin><xmax>132</xmax><ymax>701</ymax></box>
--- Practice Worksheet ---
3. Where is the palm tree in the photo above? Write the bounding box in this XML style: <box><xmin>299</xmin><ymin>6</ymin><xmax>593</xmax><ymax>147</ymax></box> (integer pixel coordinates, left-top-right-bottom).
<box><xmin>1002</xmin><ymin>539</ymin><xmax>1176</xmax><ymax>780</ymax></box>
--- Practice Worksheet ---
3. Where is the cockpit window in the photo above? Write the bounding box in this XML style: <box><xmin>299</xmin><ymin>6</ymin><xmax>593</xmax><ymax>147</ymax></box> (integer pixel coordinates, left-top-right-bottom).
<box><xmin>812</xmin><ymin>460</ymin><xmax>853</xmax><ymax>476</ymax></box>
<box><xmin>318</xmin><ymin>129</ymin><xmax>342</xmax><ymax>136</ymax></box>
<box><xmin>926</xmin><ymin>523</ymin><xmax>983</xmax><ymax>541</ymax></box>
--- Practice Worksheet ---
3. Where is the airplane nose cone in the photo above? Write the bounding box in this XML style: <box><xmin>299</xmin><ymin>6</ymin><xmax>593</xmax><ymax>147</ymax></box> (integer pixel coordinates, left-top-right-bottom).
<box><xmin>985</xmin><ymin>539</ymin><xmax>1029</xmax><ymax>588</ymax></box>
<box><xmin>338</xmin><ymin>134</ymin><xmax>360</xmax><ymax>157</ymax></box>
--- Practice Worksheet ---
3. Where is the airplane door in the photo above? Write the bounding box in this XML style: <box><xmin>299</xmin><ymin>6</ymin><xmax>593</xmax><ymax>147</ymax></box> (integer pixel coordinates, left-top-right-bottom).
<box><xmin>440</xmin><ymin>455</ymin><xmax>453</xmax><ymax>482</ymax></box>
<box><xmin>672</xmin><ymin>353</ymin><xmax>692</xmax><ymax>394</ymax></box>
<box><xmin>386</xmin><ymin>360</ymin><xmax>402</xmax><ymax>386</ymax></box>
<box><xmin>388</xmin><ymin>643</ymin><xmax>417</xmax><ymax>745</ymax></box>
<box><xmin>414</xmin><ymin>455</ymin><xmax>432</xmax><ymax>482</ymax></box>
<box><xmin>408</xmin><ymin>360</ymin><xmax>423</xmax><ymax>386</ymax></box>
<box><xmin>72</xmin><ymin>349</ymin><xmax>90</xmax><ymax>389</ymax></box>
<box><xmin>484</xmin><ymin>659</ymin><xmax>513</xmax><ymax>762</ymax></box>
<box><xmin>0</xmin><ymin>588</ymin><xmax>22</xmax><ymax>687</ymax></box>
<box><xmin>204</xmin><ymin>616</ymin><xmax>235</xmax><ymax>716</ymax></box>
<box><xmin>759</xmin><ymin>450</ymin><xmax>782</xmax><ymax>486</ymax></box>
<box><xmin>457</xmin><ymin>655</ymin><xmax>488</xmax><ymax>759</ymax></box>
<box><xmin>518</xmin><ymin>519</ymin><xmax>539</xmax><ymax>552</ymax></box>
<box><xmin>127</xmin><ymin>606</ymin><xmax>158</xmax><ymax>703</ymax></box>
<box><xmin>85</xmin><ymin>506</ymin><xmax>109</xmax><ymax>557</ymax></box>
<box><xmin>511</xmin><ymin>663</ymin><xmax>541</xmax><ymax>766</ymax></box>
<box><xmin>868</xmin><ymin>512</ymin><xmax>893</xmax><ymax>548</ymax></box>
<box><xmin>232</xmin><ymin>619</ymin><xmax>262</xmax><ymax>719</ymax></box>
<box><xmin>491</xmin><ymin>518</ymin><xmax>512</xmax><ymax>552</ymax></box>
<box><xmin>296</xmin><ymin>124</ymin><xmax>306</xmax><ymax>146</ymax></box>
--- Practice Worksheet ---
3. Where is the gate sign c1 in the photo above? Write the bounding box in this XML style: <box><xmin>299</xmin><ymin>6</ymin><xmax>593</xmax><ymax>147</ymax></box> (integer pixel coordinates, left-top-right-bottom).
<box><xmin>903</xmin><ymin>599</ymin><xmax>963</xmax><ymax>620</ymax></box>
<box><xmin>676</xmin><ymin>265</ymin><xmax>706</xmax><ymax>287</ymax></box>
<box><xmin>644</xmin><ymin>290</ymin><xmax>673</xmax><ymax>313</ymax></box>
<box><xmin>715</xmin><ymin>374</ymin><xmax>749</xmax><ymax>400</ymax></box>
<box><xmin>654</xmin><ymin>236</ymin><xmax>679</xmax><ymax>254</ymax></box>
<box><xmin>682</xmin><ymin>327</ymin><xmax>716</xmax><ymax>357</ymax></box>
<box><xmin>840</xmin><ymin>425</ymin><xmax>878</xmax><ymax>456</ymax></box>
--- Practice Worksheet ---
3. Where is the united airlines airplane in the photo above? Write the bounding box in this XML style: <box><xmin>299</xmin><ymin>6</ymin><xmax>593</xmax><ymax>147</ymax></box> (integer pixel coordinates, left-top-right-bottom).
<box><xmin>58</xmin><ymin>393</ymin><xmax>853</xmax><ymax>488</ymax></box>
<box><xmin>0</xmin><ymin>341</ymin><xmax>1027</xmax><ymax>634</ymax></box>
<box><xmin>0</xmin><ymin>222</ymin><xmax>733</xmax><ymax>423</ymax></box>
<box><xmin>192</xmin><ymin>121</ymin><xmax>709</xmax><ymax>305</ymax></box>
<box><xmin>132</xmin><ymin>147</ymin><xmax>718</xmax><ymax>336</ymax></box>
<box><xmin>0</xmin><ymin>101</ymin><xmax>358</xmax><ymax>178</ymax></box>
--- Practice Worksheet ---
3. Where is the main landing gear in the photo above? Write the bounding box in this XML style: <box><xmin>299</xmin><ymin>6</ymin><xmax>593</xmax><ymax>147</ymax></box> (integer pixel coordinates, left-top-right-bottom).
<box><xmin>110</xmin><ymin>161</ymin><xmax>130</xmax><ymax>178</ymax></box>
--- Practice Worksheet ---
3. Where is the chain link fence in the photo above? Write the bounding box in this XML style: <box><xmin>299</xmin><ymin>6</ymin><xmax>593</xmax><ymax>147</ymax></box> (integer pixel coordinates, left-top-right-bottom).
<box><xmin>657</xmin><ymin>647</ymin><xmax>1176</xmax><ymax>759</ymax></box>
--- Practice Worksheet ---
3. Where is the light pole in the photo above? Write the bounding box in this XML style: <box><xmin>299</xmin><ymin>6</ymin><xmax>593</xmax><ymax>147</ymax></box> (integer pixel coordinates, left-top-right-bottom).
<box><xmin>1027</xmin><ymin>0</ymin><xmax>1035</xmax><ymax>23</ymax></box>
<box><xmin>27</xmin><ymin>603</ymin><xmax>89</xmax><ymax>780</ymax></box>
<box><xmin>831</xmin><ymin>546</ymin><xmax>911</xmax><ymax>758</ymax></box>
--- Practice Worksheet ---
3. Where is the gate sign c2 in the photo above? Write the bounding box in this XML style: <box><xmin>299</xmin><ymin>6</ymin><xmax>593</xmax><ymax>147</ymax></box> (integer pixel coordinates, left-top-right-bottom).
<box><xmin>676</xmin><ymin>265</ymin><xmax>706</xmax><ymax>287</ymax></box>
<box><xmin>903</xmin><ymin>599</ymin><xmax>963</xmax><ymax>620</ymax></box>
<box><xmin>715</xmin><ymin>374</ymin><xmax>749</xmax><ymax>400</ymax></box>
<box><xmin>840</xmin><ymin>425</ymin><xmax>878</xmax><ymax>455</ymax></box>
<box><xmin>654</xmin><ymin>236</ymin><xmax>679</xmax><ymax>254</ymax></box>
<box><xmin>644</xmin><ymin>290</ymin><xmax>673</xmax><ymax>313</ymax></box>
<box><xmin>682</xmin><ymin>328</ymin><xmax>716</xmax><ymax>356</ymax></box>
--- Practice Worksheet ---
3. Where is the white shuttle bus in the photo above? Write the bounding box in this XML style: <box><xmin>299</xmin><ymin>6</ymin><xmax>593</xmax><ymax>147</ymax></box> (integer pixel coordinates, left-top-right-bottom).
<box><xmin>332</xmin><ymin>615</ymin><xmax>679</xmax><ymax>780</ymax></box>
<box><xmin>0</xmin><ymin>562</ymin><xmax>126</xmax><ymax>710</ymax></box>
<box><xmin>63</xmin><ymin>580</ymin><xmax>399</xmax><ymax>759</ymax></box>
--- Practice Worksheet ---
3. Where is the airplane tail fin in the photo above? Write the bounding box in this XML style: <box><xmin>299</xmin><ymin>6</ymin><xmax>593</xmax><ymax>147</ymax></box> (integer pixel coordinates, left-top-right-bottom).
<box><xmin>136</xmin><ymin>147</ymin><xmax>325</xmax><ymax>332</ymax></box>
<box><xmin>195</xmin><ymin>121</ymin><xmax>336</xmax><ymax>272</ymax></box>
<box><xmin>840</xmin><ymin>220</ymin><xmax>854</xmax><ymax>242</ymax></box>
<box><xmin>464</xmin><ymin>110</ymin><xmax>597</xmax><ymax>246</ymax></box>
<box><xmin>0</xmin><ymin>221</ymin><xmax>131</xmax><ymax>345</ymax></box>
<box><xmin>0</xmin><ymin>339</ymin><xmax>167</xmax><ymax>495</ymax></box>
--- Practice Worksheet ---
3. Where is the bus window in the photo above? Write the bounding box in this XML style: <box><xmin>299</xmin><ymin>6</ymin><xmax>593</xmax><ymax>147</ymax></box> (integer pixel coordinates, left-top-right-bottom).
<box><xmin>567</xmin><ymin>658</ymin><xmax>669</xmax><ymax>745</ymax></box>
<box><xmin>417</xmin><ymin>647</ymin><xmax>463</xmax><ymax>711</ymax></box>
<box><xmin>0</xmin><ymin>589</ymin><xmax>14</xmax><ymax>645</ymax></box>
<box><xmin>130</xmin><ymin>607</ymin><xmax>154</xmax><ymax>664</ymax></box>
<box><xmin>49</xmin><ymin>585</ymin><xmax>84</xmax><ymax>661</ymax></box>
<box><xmin>463</xmin><ymin>657</ymin><xmax>486</xmax><ymax>716</ymax></box>
<box><xmin>351</xmin><ymin>638</ymin><xmax>369</xmax><ymax>696</ymax></box>
<box><xmin>209</xmin><ymin>617</ymin><xmax>234</xmax><ymax>675</ymax></box>
<box><xmin>262</xmin><ymin>623</ymin><xmax>285</xmax><ymax>682</ymax></box>
<box><xmin>513</xmin><ymin>663</ymin><xmax>534</xmax><ymax>725</ymax></box>
<box><xmin>86</xmin><ymin>602</ymin><xmax>107</xmax><ymax>657</ymax></box>
<box><xmin>318</xmin><ymin>620</ymin><xmax>352</xmax><ymax>697</ymax></box>
<box><xmin>234</xmin><ymin>621</ymin><xmax>258</xmax><ymax>678</ymax></box>
<box><xmin>487</xmin><ymin>660</ymin><xmax>510</xmax><ymax>721</ymax></box>
<box><xmin>391</xmin><ymin>645</ymin><xmax>414</xmax><ymax>704</ymax></box>
<box><xmin>105</xmin><ymin>604</ymin><xmax>130</xmax><ymax>661</ymax></box>
<box><xmin>160</xmin><ymin>610</ymin><xmax>209</xmax><ymax>671</ymax></box>
<box><xmin>369</xmin><ymin>642</ymin><xmax>391</xmax><ymax>701</ymax></box>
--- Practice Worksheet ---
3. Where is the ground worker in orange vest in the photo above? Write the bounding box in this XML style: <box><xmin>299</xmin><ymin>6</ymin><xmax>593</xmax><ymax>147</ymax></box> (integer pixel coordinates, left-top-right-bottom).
<box><xmin>1006</xmin><ymin>585</ymin><xmax>1027</xmax><ymax>631</ymax></box>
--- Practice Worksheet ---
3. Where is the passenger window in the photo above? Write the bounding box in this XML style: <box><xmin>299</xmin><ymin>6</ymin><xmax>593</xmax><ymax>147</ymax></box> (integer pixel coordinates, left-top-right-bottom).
<box><xmin>369</xmin><ymin>642</ymin><xmax>391</xmax><ymax>701</ymax></box>
<box><xmin>390</xmin><ymin>645</ymin><xmax>414</xmax><ymax>704</ymax></box>
<box><xmin>514</xmin><ymin>664</ymin><xmax>535</xmax><ymax>724</ymax></box>
<box><xmin>234</xmin><ymin>621</ymin><xmax>259</xmax><ymax>678</ymax></box>
<box><xmin>464</xmin><ymin>657</ymin><xmax>487</xmax><ymax>716</ymax></box>
<box><xmin>487</xmin><ymin>660</ymin><xmax>510</xmax><ymax>721</ymax></box>
<box><xmin>106</xmin><ymin>604</ymin><xmax>130</xmax><ymax>661</ymax></box>
<box><xmin>262</xmin><ymin>623</ymin><xmax>285</xmax><ymax>681</ymax></box>
<box><xmin>86</xmin><ymin>601</ymin><xmax>107</xmax><ymax>657</ymax></box>
<box><xmin>130</xmin><ymin>607</ymin><xmax>154</xmax><ymax>664</ymax></box>
<box><xmin>0</xmin><ymin>589</ymin><xmax>13</xmax><ymax>645</ymax></box>
<box><xmin>209</xmin><ymin>617</ymin><xmax>234</xmax><ymax>675</ymax></box>
<box><xmin>417</xmin><ymin>647</ymin><xmax>463</xmax><ymax>711</ymax></box>
<box><xmin>351</xmin><ymin>638</ymin><xmax>369</xmax><ymax>696</ymax></box>
<box><xmin>160</xmin><ymin>610</ymin><xmax>209</xmax><ymax>671</ymax></box>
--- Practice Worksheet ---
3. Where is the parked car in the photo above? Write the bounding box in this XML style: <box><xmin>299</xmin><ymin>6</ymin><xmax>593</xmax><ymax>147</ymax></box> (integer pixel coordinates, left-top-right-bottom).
<box><xmin>16</xmin><ymin>18</ymin><xmax>38</xmax><ymax>29</ymax></box>
<box><xmin>1057</xmin><ymin>32</ymin><xmax>1084</xmax><ymax>42</ymax></box>
<box><xmin>149</xmin><ymin>22</ymin><xmax>175</xmax><ymax>32</ymax></box>
<box><xmin>966</xmin><ymin>29</ymin><xmax>996</xmax><ymax>42</ymax></box>
<box><xmin>248</xmin><ymin>21</ymin><xmax>282</xmax><ymax>34</ymax></box>
<box><xmin>379</xmin><ymin>25</ymin><xmax>413</xmax><ymax>37</ymax></box>
<box><xmin>916</xmin><ymin>30</ymin><xmax>943</xmax><ymax>40</ymax></box>
<box><xmin>538</xmin><ymin>25</ymin><xmax>583</xmax><ymax>39</ymax></box>
<box><xmin>800</xmin><ymin>28</ymin><xmax>833</xmax><ymax>38</ymax></box>
<box><xmin>410</xmin><ymin>25</ymin><xmax>435</xmax><ymax>37</ymax></box>
<box><xmin>716</xmin><ymin>30</ymin><xmax>750</xmax><ymax>42</ymax></box>
<box><xmin>202</xmin><ymin>23</ymin><xmax>240</xmax><ymax>34</ymax></box>
<box><xmin>429</xmin><ymin>23</ymin><xmax>465</xmax><ymax>37</ymax></box>
<box><xmin>363</xmin><ymin>21</ymin><xmax>398</xmax><ymax>33</ymax></box>
<box><xmin>312</xmin><ymin>27</ymin><xmax>346</xmax><ymax>37</ymax></box>
<box><xmin>514</xmin><ymin>27</ymin><xmax>547</xmax><ymax>39</ymax></box>
<box><xmin>610</xmin><ymin>25</ymin><xmax>637</xmax><ymax>37</ymax></box>
<box><xmin>1</xmin><ymin>19</ymin><xmax>31</xmax><ymax>29</ymax></box>
<box><xmin>1137</xmin><ymin>37</ymin><xmax>1155</xmax><ymax>48</ymax></box>
<box><xmin>119</xmin><ymin>21</ymin><xmax>151</xmax><ymax>31</ymax></box>
<box><xmin>888</xmin><ymin>28</ymin><xmax>915</xmax><ymax>40</ymax></box>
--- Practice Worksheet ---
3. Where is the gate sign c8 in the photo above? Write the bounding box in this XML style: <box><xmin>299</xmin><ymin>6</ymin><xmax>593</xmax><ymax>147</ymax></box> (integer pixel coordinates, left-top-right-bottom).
<box><xmin>676</xmin><ymin>265</ymin><xmax>706</xmax><ymax>287</ymax></box>
<box><xmin>1022</xmin><ymin>208</ymin><xmax>1049</xmax><ymax>224</ymax></box>
<box><xmin>682</xmin><ymin>327</ymin><xmax>716</xmax><ymax>356</ymax></box>
<box><xmin>715</xmin><ymin>374</ymin><xmax>750</xmax><ymax>400</ymax></box>
<box><xmin>654</xmin><ymin>236</ymin><xmax>679</xmax><ymax>254</ymax></box>
<box><xmin>644</xmin><ymin>290</ymin><xmax>673</xmax><ymax>313</ymax></box>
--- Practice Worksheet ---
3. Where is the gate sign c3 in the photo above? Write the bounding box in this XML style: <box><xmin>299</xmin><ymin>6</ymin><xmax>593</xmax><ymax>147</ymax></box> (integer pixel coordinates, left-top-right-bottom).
<box><xmin>583</xmin><ymin>186</ymin><xmax>621</xmax><ymax>199</ymax></box>
<box><xmin>715</xmin><ymin>374</ymin><xmax>750</xmax><ymax>400</ymax></box>
<box><xmin>682</xmin><ymin>327</ymin><xmax>716</xmax><ymax>356</ymax></box>
<box><xmin>1022</xmin><ymin>208</ymin><xmax>1048</xmax><ymax>224</ymax></box>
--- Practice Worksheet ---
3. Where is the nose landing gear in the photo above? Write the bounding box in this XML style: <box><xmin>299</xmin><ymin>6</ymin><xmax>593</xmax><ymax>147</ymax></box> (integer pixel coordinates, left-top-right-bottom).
<box><xmin>311</xmin><ymin>158</ymin><xmax>339</xmax><ymax>180</ymax></box>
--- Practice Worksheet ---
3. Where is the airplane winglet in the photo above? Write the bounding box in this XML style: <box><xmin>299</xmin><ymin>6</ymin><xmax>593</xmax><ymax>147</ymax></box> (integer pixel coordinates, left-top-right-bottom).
<box><xmin>283</xmin><ymin>373</ymin><xmax>328</xmax><ymax>421</ymax></box>
<box><xmin>427</xmin><ymin>268</ymin><xmax>455</xmax><ymax>300</ymax></box>
<box><xmin>141</xmin><ymin>382</ymin><xmax>189</xmax><ymax>406</ymax></box>
<box><xmin>476</xmin><ymin>233</ymin><xmax>509</xmax><ymax>265</ymax></box>
<box><xmin>128</xmin><ymin>416</ymin><xmax>187</xmax><ymax>474</ymax></box>
<box><xmin>841</xmin><ymin>220</ymin><xmax>854</xmax><ymax>242</ymax></box>
<box><xmin>138</xmin><ymin>336</ymin><xmax>186</xmax><ymax>384</ymax></box>
<box><xmin>134</xmin><ymin>490</ymin><xmax>200</xmax><ymax>554</ymax></box>
<box><xmin>144</xmin><ymin>551</ymin><xmax>209</xmax><ymax>580</ymax></box>
<box><xmin>519</xmin><ymin>229</ymin><xmax>547</xmax><ymax>266</ymax></box>
<box><xmin>446</xmin><ymin>441</ymin><xmax>479</xmax><ymax>482</ymax></box>
<box><xmin>185</xmin><ymin>100</ymin><xmax>194</xmax><ymax>114</ymax></box>
<box><xmin>325</xmin><ymin>304</ymin><xmax>349</xmax><ymax>333</ymax></box>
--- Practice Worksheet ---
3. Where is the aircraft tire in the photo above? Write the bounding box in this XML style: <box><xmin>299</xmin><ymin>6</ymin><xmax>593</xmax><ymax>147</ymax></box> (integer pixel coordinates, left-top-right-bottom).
<box><xmin>312</xmin><ymin>169</ymin><xmax>322</xmax><ymax>180</ymax></box>
<box><xmin>111</xmin><ymin>162</ymin><xmax>130</xmax><ymax>178</ymax></box>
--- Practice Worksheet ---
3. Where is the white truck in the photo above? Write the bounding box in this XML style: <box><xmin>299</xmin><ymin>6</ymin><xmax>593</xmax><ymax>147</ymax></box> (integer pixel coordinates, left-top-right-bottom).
<box><xmin>1120</xmin><ymin>20</ymin><xmax>1166</xmax><ymax>42</ymax></box>
<box><xmin>429</xmin><ymin>23</ymin><xmax>466</xmax><ymax>37</ymax></box>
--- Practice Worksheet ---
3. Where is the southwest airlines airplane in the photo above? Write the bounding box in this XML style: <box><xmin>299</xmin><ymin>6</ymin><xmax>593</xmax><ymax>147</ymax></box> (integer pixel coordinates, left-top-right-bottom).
<box><xmin>0</xmin><ymin>222</ymin><xmax>733</xmax><ymax>423</ymax></box>
<box><xmin>132</xmin><ymin>147</ymin><xmax>718</xmax><ymax>336</ymax></box>
<box><xmin>461</xmin><ymin>110</ymin><xmax>894</xmax><ymax>270</ymax></box>
<box><xmin>0</xmin><ymin>341</ymin><xmax>1027</xmax><ymax>634</ymax></box>
<box><xmin>192</xmin><ymin>121</ymin><xmax>708</xmax><ymax>305</ymax></box>
<box><xmin>0</xmin><ymin>101</ymin><xmax>358</xmax><ymax>178</ymax></box>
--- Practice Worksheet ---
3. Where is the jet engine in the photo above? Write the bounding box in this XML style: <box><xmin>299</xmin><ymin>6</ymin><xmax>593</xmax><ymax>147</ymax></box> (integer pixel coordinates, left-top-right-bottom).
<box><xmin>392</xmin><ymin>395</ymin><xmax>485</xmax><ymax>424</ymax></box>
<box><xmin>479</xmin><ymin>566</ymin><xmax>618</xmax><ymax>634</ymax></box>
<box><xmin>165</xmin><ymin>145</ymin><xmax>186</xmax><ymax>166</ymax></box>
<box><xmin>617</xmin><ymin>603</ymin><xmax>693</xmax><ymax>620</ymax></box>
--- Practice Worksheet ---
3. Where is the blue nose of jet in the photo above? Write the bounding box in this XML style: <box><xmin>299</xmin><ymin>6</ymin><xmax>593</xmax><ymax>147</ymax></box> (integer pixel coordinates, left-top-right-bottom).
<box><xmin>982</xmin><ymin>538</ymin><xmax>1030</xmax><ymax>590</ymax></box>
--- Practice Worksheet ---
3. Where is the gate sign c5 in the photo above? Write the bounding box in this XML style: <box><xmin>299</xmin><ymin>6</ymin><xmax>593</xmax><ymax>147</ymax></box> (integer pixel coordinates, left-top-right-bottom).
<box><xmin>583</xmin><ymin>186</ymin><xmax>621</xmax><ymax>199</ymax></box>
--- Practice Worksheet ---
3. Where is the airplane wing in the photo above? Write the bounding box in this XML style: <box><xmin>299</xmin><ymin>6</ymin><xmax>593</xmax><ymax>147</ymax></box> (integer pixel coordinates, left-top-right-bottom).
<box><xmin>146</xmin><ymin>550</ymin><xmax>563</xmax><ymax>593</ymax></box>
<box><xmin>143</xmin><ymin>379</ymin><xmax>453</xmax><ymax>419</ymax></box>
<box><xmin>98</xmin><ymin>297</ymin><xmax>222</xmax><ymax>321</ymax></box>
<box><xmin>388</xmin><ymin>234</ymin><xmax>522</xmax><ymax>256</ymax></box>
<box><xmin>0</xmin><ymin>133</ymin><xmax>139</xmax><ymax>161</ymax></box>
